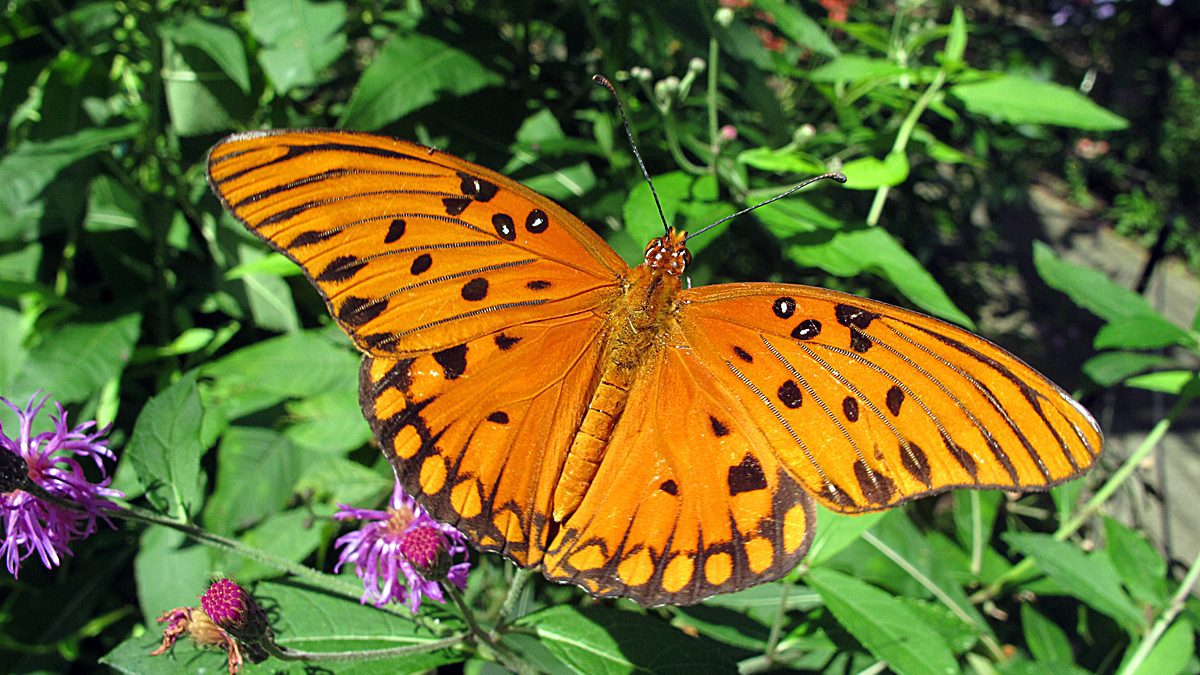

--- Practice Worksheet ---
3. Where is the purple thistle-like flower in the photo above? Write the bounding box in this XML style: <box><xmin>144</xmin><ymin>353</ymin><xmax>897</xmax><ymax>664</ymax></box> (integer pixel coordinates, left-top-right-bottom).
<box><xmin>334</xmin><ymin>482</ymin><xmax>471</xmax><ymax>612</ymax></box>
<box><xmin>0</xmin><ymin>394</ymin><xmax>122</xmax><ymax>577</ymax></box>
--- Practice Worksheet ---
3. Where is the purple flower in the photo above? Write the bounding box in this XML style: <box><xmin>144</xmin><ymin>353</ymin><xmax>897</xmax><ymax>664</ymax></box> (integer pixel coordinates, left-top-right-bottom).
<box><xmin>334</xmin><ymin>483</ymin><xmax>471</xmax><ymax>612</ymax></box>
<box><xmin>0</xmin><ymin>394</ymin><xmax>122</xmax><ymax>577</ymax></box>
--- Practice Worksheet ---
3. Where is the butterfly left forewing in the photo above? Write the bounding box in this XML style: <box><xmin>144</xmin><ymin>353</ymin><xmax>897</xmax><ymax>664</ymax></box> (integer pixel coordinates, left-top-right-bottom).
<box><xmin>207</xmin><ymin>130</ymin><xmax>626</xmax><ymax>356</ymax></box>
<box><xmin>542</xmin><ymin>334</ymin><xmax>815</xmax><ymax>606</ymax></box>
<box><xmin>678</xmin><ymin>282</ymin><xmax>1101</xmax><ymax>514</ymax></box>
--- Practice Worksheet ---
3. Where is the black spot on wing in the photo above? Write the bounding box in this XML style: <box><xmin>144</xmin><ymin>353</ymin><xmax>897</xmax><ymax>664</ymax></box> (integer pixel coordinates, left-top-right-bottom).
<box><xmin>886</xmin><ymin>386</ymin><xmax>904</xmax><ymax>416</ymax></box>
<box><xmin>443</xmin><ymin>197</ymin><xmax>471</xmax><ymax>215</ymax></box>
<box><xmin>791</xmin><ymin>319</ymin><xmax>821</xmax><ymax>340</ymax></box>
<box><xmin>842</xmin><ymin>396</ymin><xmax>859</xmax><ymax>422</ymax></box>
<box><xmin>492</xmin><ymin>213</ymin><xmax>516</xmax><ymax>241</ymax></box>
<box><xmin>660</xmin><ymin>480</ymin><xmax>678</xmax><ymax>496</ymax></box>
<box><xmin>289</xmin><ymin>229</ymin><xmax>336</xmax><ymax>248</ymax></box>
<box><xmin>525</xmin><ymin>209</ymin><xmax>548</xmax><ymax>233</ymax></box>
<box><xmin>773</xmin><ymin>297</ymin><xmax>796</xmax><ymax>319</ymax></box>
<box><xmin>432</xmin><ymin>344</ymin><xmax>468</xmax><ymax>380</ymax></box>
<box><xmin>317</xmin><ymin>255</ymin><xmax>366</xmax><ymax>283</ymax></box>
<box><xmin>733</xmin><ymin>346</ymin><xmax>753</xmax><ymax>363</ymax></box>
<box><xmin>461</xmin><ymin>278</ymin><xmax>488</xmax><ymax>301</ymax></box>
<box><xmin>494</xmin><ymin>333</ymin><xmax>521</xmax><ymax>351</ymax></box>
<box><xmin>487</xmin><ymin>411</ymin><xmax>509</xmax><ymax>424</ymax></box>
<box><xmin>853</xmin><ymin>460</ymin><xmax>895</xmax><ymax>505</ymax></box>
<box><xmin>849</xmin><ymin>329</ymin><xmax>872</xmax><ymax>353</ymax></box>
<box><xmin>777</xmin><ymin>380</ymin><xmax>803</xmax><ymax>409</ymax></box>
<box><xmin>728</xmin><ymin>453</ymin><xmax>768</xmax><ymax>495</ymax></box>
<box><xmin>901</xmin><ymin>440</ymin><xmax>932</xmax><ymax>487</ymax></box>
<box><xmin>457</xmin><ymin>172</ymin><xmax>498</xmax><ymax>201</ymax></box>
<box><xmin>410</xmin><ymin>253</ymin><xmax>432</xmax><ymax>275</ymax></box>
<box><xmin>384</xmin><ymin>218</ymin><xmax>406</xmax><ymax>243</ymax></box>
<box><xmin>339</xmin><ymin>296</ymin><xmax>386</xmax><ymax>327</ymax></box>
<box><xmin>709</xmin><ymin>415</ymin><xmax>731</xmax><ymax>437</ymax></box>
<box><xmin>836</xmin><ymin>304</ymin><xmax>880</xmax><ymax>330</ymax></box>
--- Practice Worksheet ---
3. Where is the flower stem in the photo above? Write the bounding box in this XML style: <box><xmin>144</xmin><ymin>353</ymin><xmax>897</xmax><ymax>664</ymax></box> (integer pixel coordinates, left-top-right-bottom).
<box><xmin>496</xmin><ymin>567</ymin><xmax>533</xmax><ymax>628</ymax></box>
<box><xmin>108</xmin><ymin>502</ymin><xmax>377</xmax><ymax>608</ymax></box>
<box><xmin>865</xmin><ymin>68</ymin><xmax>946</xmax><ymax>226</ymax></box>
<box><xmin>1116</xmin><ymin>547</ymin><xmax>1200</xmax><ymax>675</ymax></box>
<box><xmin>263</xmin><ymin>632</ymin><xmax>469</xmax><ymax>663</ymax></box>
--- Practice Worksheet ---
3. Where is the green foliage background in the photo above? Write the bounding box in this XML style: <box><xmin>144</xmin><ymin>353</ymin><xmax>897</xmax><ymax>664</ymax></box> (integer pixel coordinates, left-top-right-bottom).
<box><xmin>1</xmin><ymin>1</ymin><xmax>1198</xmax><ymax>673</ymax></box>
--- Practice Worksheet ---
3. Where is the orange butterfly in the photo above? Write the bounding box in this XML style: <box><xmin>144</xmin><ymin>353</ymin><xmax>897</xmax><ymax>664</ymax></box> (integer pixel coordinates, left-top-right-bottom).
<box><xmin>207</xmin><ymin>129</ymin><xmax>1101</xmax><ymax>606</ymax></box>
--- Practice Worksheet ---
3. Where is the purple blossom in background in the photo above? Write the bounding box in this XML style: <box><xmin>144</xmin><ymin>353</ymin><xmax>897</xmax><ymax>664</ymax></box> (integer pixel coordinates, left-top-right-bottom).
<box><xmin>334</xmin><ymin>482</ymin><xmax>471</xmax><ymax>612</ymax></box>
<box><xmin>0</xmin><ymin>394</ymin><xmax>122</xmax><ymax>577</ymax></box>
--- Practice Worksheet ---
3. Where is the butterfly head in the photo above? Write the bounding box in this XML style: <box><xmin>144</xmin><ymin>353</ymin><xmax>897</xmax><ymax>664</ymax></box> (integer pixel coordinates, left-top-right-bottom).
<box><xmin>643</xmin><ymin>228</ymin><xmax>691</xmax><ymax>276</ymax></box>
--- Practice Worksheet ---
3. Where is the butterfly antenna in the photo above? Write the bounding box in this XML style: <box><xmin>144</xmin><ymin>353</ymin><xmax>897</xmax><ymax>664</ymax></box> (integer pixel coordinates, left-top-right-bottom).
<box><xmin>683</xmin><ymin>171</ymin><xmax>848</xmax><ymax>242</ymax></box>
<box><xmin>593</xmin><ymin>74</ymin><xmax>670</xmax><ymax>234</ymax></box>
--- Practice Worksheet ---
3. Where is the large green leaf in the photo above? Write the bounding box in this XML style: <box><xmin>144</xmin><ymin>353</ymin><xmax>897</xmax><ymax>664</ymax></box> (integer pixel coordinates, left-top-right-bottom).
<box><xmin>1033</xmin><ymin>241</ymin><xmax>1162</xmax><ymax>323</ymax></box>
<box><xmin>160</xmin><ymin>16</ymin><xmax>250</xmax><ymax>93</ymax></box>
<box><xmin>0</xmin><ymin>124</ymin><xmax>138</xmax><ymax>241</ymax></box>
<box><xmin>126</xmin><ymin>373</ymin><xmax>206</xmax><ymax>519</ymax></box>
<box><xmin>1104</xmin><ymin>517</ymin><xmax>1168</xmax><ymax>607</ymax></box>
<box><xmin>246</xmin><ymin>0</ymin><xmax>346</xmax><ymax>91</ymax></box>
<box><xmin>841</xmin><ymin>151</ymin><xmax>910</xmax><ymax>190</ymax></box>
<box><xmin>202</xmin><ymin>426</ymin><xmax>308</xmax><ymax>535</ymax></box>
<box><xmin>521</xmin><ymin>605</ymin><xmax>735</xmax><ymax>674</ymax></box>
<box><xmin>339</xmin><ymin>33</ymin><xmax>501</xmax><ymax>130</ymax></box>
<box><xmin>1021</xmin><ymin>604</ymin><xmax>1074</xmax><ymax>666</ymax></box>
<box><xmin>1120</xmin><ymin>618</ymin><xmax>1194</xmax><ymax>675</ymax></box>
<box><xmin>1004</xmin><ymin>532</ymin><xmax>1145</xmax><ymax>630</ymax></box>
<box><xmin>951</xmin><ymin>75</ymin><xmax>1128</xmax><ymax>131</ymax></box>
<box><xmin>9</xmin><ymin>314</ymin><xmax>141</xmax><ymax>404</ymax></box>
<box><xmin>806</xmin><ymin>567</ymin><xmax>958</xmax><ymax>675</ymax></box>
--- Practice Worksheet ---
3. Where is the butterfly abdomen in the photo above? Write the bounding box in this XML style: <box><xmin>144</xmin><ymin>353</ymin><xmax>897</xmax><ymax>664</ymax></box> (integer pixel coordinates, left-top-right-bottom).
<box><xmin>550</xmin><ymin>264</ymin><xmax>684</xmax><ymax>522</ymax></box>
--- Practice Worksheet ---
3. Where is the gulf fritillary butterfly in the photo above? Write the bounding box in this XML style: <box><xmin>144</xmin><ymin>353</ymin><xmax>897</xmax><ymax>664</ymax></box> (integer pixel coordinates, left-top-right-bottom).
<box><xmin>207</xmin><ymin>129</ymin><xmax>1102</xmax><ymax>606</ymax></box>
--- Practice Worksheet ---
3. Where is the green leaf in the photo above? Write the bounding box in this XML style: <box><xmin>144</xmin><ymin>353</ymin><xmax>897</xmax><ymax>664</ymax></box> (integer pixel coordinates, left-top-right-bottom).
<box><xmin>505</xmin><ymin>109</ymin><xmax>598</xmax><ymax>201</ymax></box>
<box><xmin>752</xmin><ymin>196</ymin><xmax>846</xmax><ymax>234</ymax></box>
<box><xmin>521</xmin><ymin>605</ymin><xmax>735</xmax><ymax>674</ymax></box>
<box><xmin>779</xmin><ymin>225</ymin><xmax>974</xmax><ymax>327</ymax></box>
<box><xmin>1093</xmin><ymin>314</ymin><xmax>1194</xmax><ymax>350</ymax></box>
<box><xmin>951</xmin><ymin>76</ymin><xmax>1129</xmax><ymax>131</ymax></box>
<box><xmin>284</xmin><ymin>388</ymin><xmax>372</xmax><ymax>454</ymax></box>
<box><xmin>751</xmin><ymin>0</ymin><xmax>838</xmax><ymax>56</ymax></box>
<box><xmin>1021</xmin><ymin>604</ymin><xmax>1074</xmax><ymax>666</ymax></box>
<box><xmin>0</xmin><ymin>124</ymin><xmax>138</xmax><ymax>241</ymax></box>
<box><xmin>1033</xmin><ymin>241</ymin><xmax>1161</xmax><ymax>322</ymax></box>
<box><xmin>10</xmin><ymin>314</ymin><xmax>141</xmax><ymax>404</ymax></box>
<box><xmin>1082</xmin><ymin>351</ymin><xmax>1172</xmax><ymax>387</ymax></box>
<box><xmin>296</xmin><ymin>457</ymin><xmax>391</xmax><ymax>506</ymax></box>
<box><xmin>1004</xmin><ymin>532</ymin><xmax>1145</xmax><ymax>630</ymax></box>
<box><xmin>737</xmin><ymin>146</ymin><xmax>828</xmax><ymax>174</ymax></box>
<box><xmin>126</xmin><ymin>373</ymin><xmax>206</xmax><ymax>519</ymax></box>
<box><xmin>841</xmin><ymin>151</ymin><xmax>910</xmax><ymax>189</ymax></box>
<box><xmin>202</xmin><ymin>427</ymin><xmax>307</xmax><ymax>535</ymax></box>
<box><xmin>623</xmin><ymin>171</ymin><xmax>693</xmax><ymax>248</ymax></box>
<box><xmin>1104</xmin><ymin>517</ymin><xmax>1168</xmax><ymax>607</ymax></box>
<box><xmin>160</xmin><ymin>16</ymin><xmax>250</xmax><ymax>93</ymax></box>
<box><xmin>807</xmin><ymin>505</ymin><xmax>887</xmax><ymax>567</ymax></box>
<box><xmin>85</xmin><ymin>175</ymin><xmax>143</xmax><ymax>232</ymax></box>
<box><xmin>1125</xmin><ymin>370</ymin><xmax>1198</xmax><ymax>395</ymax></box>
<box><xmin>1122</xmin><ymin>618</ymin><xmax>1194</xmax><ymax>675</ymax></box>
<box><xmin>160</xmin><ymin>36</ymin><xmax>251</xmax><ymax>136</ymax></box>
<box><xmin>805</xmin><ymin>567</ymin><xmax>958</xmax><ymax>675</ymax></box>
<box><xmin>340</xmin><ymin>33</ymin><xmax>501</xmax><ymax>130</ymax></box>
<box><xmin>201</xmin><ymin>331</ymin><xmax>359</xmax><ymax>421</ymax></box>
<box><xmin>225</xmin><ymin>251</ymin><xmax>302</xmax><ymax>279</ymax></box>
<box><xmin>809</xmin><ymin>55</ymin><xmax>909</xmax><ymax>83</ymax></box>
<box><xmin>943</xmin><ymin>7</ymin><xmax>967</xmax><ymax>64</ymax></box>
<box><xmin>247</xmin><ymin>0</ymin><xmax>346</xmax><ymax>91</ymax></box>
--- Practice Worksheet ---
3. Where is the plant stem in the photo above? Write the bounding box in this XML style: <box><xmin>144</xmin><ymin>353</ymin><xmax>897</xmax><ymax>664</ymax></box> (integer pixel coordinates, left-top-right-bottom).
<box><xmin>764</xmin><ymin>581</ymin><xmax>790</xmax><ymax>660</ymax></box>
<box><xmin>865</xmin><ymin>68</ymin><xmax>947</xmax><ymax>226</ymax></box>
<box><xmin>107</xmin><ymin>502</ymin><xmax>375</xmax><ymax>606</ymax></box>
<box><xmin>495</xmin><ymin>567</ymin><xmax>533</xmax><ymax>629</ymax></box>
<box><xmin>1116</xmin><ymin>548</ymin><xmax>1200</xmax><ymax>675</ymax></box>
<box><xmin>707</xmin><ymin>35</ymin><xmax>719</xmax><ymax>175</ymax></box>
<box><xmin>862</xmin><ymin>531</ymin><xmax>1006</xmax><ymax>661</ymax></box>
<box><xmin>970</xmin><ymin>391</ymin><xmax>1192</xmax><ymax>603</ymax></box>
<box><xmin>263</xmin><ymin>632</ymin><xmax>468</xmax><ymax>663</ymax></box>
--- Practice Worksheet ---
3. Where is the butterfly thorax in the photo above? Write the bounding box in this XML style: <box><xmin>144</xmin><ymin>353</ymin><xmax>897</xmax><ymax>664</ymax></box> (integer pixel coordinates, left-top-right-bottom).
<box><xmin>550</xmin><ymin>235</ymin><xmax>688</xmax><ymax>522</ymax></box>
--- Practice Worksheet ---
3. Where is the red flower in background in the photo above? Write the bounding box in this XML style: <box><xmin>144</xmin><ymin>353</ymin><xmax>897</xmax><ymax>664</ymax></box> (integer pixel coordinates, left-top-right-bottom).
<box><xmin>820</xmin><ymin>0</ymin><xmax>856</xmax><ymax>23</ymax></box>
